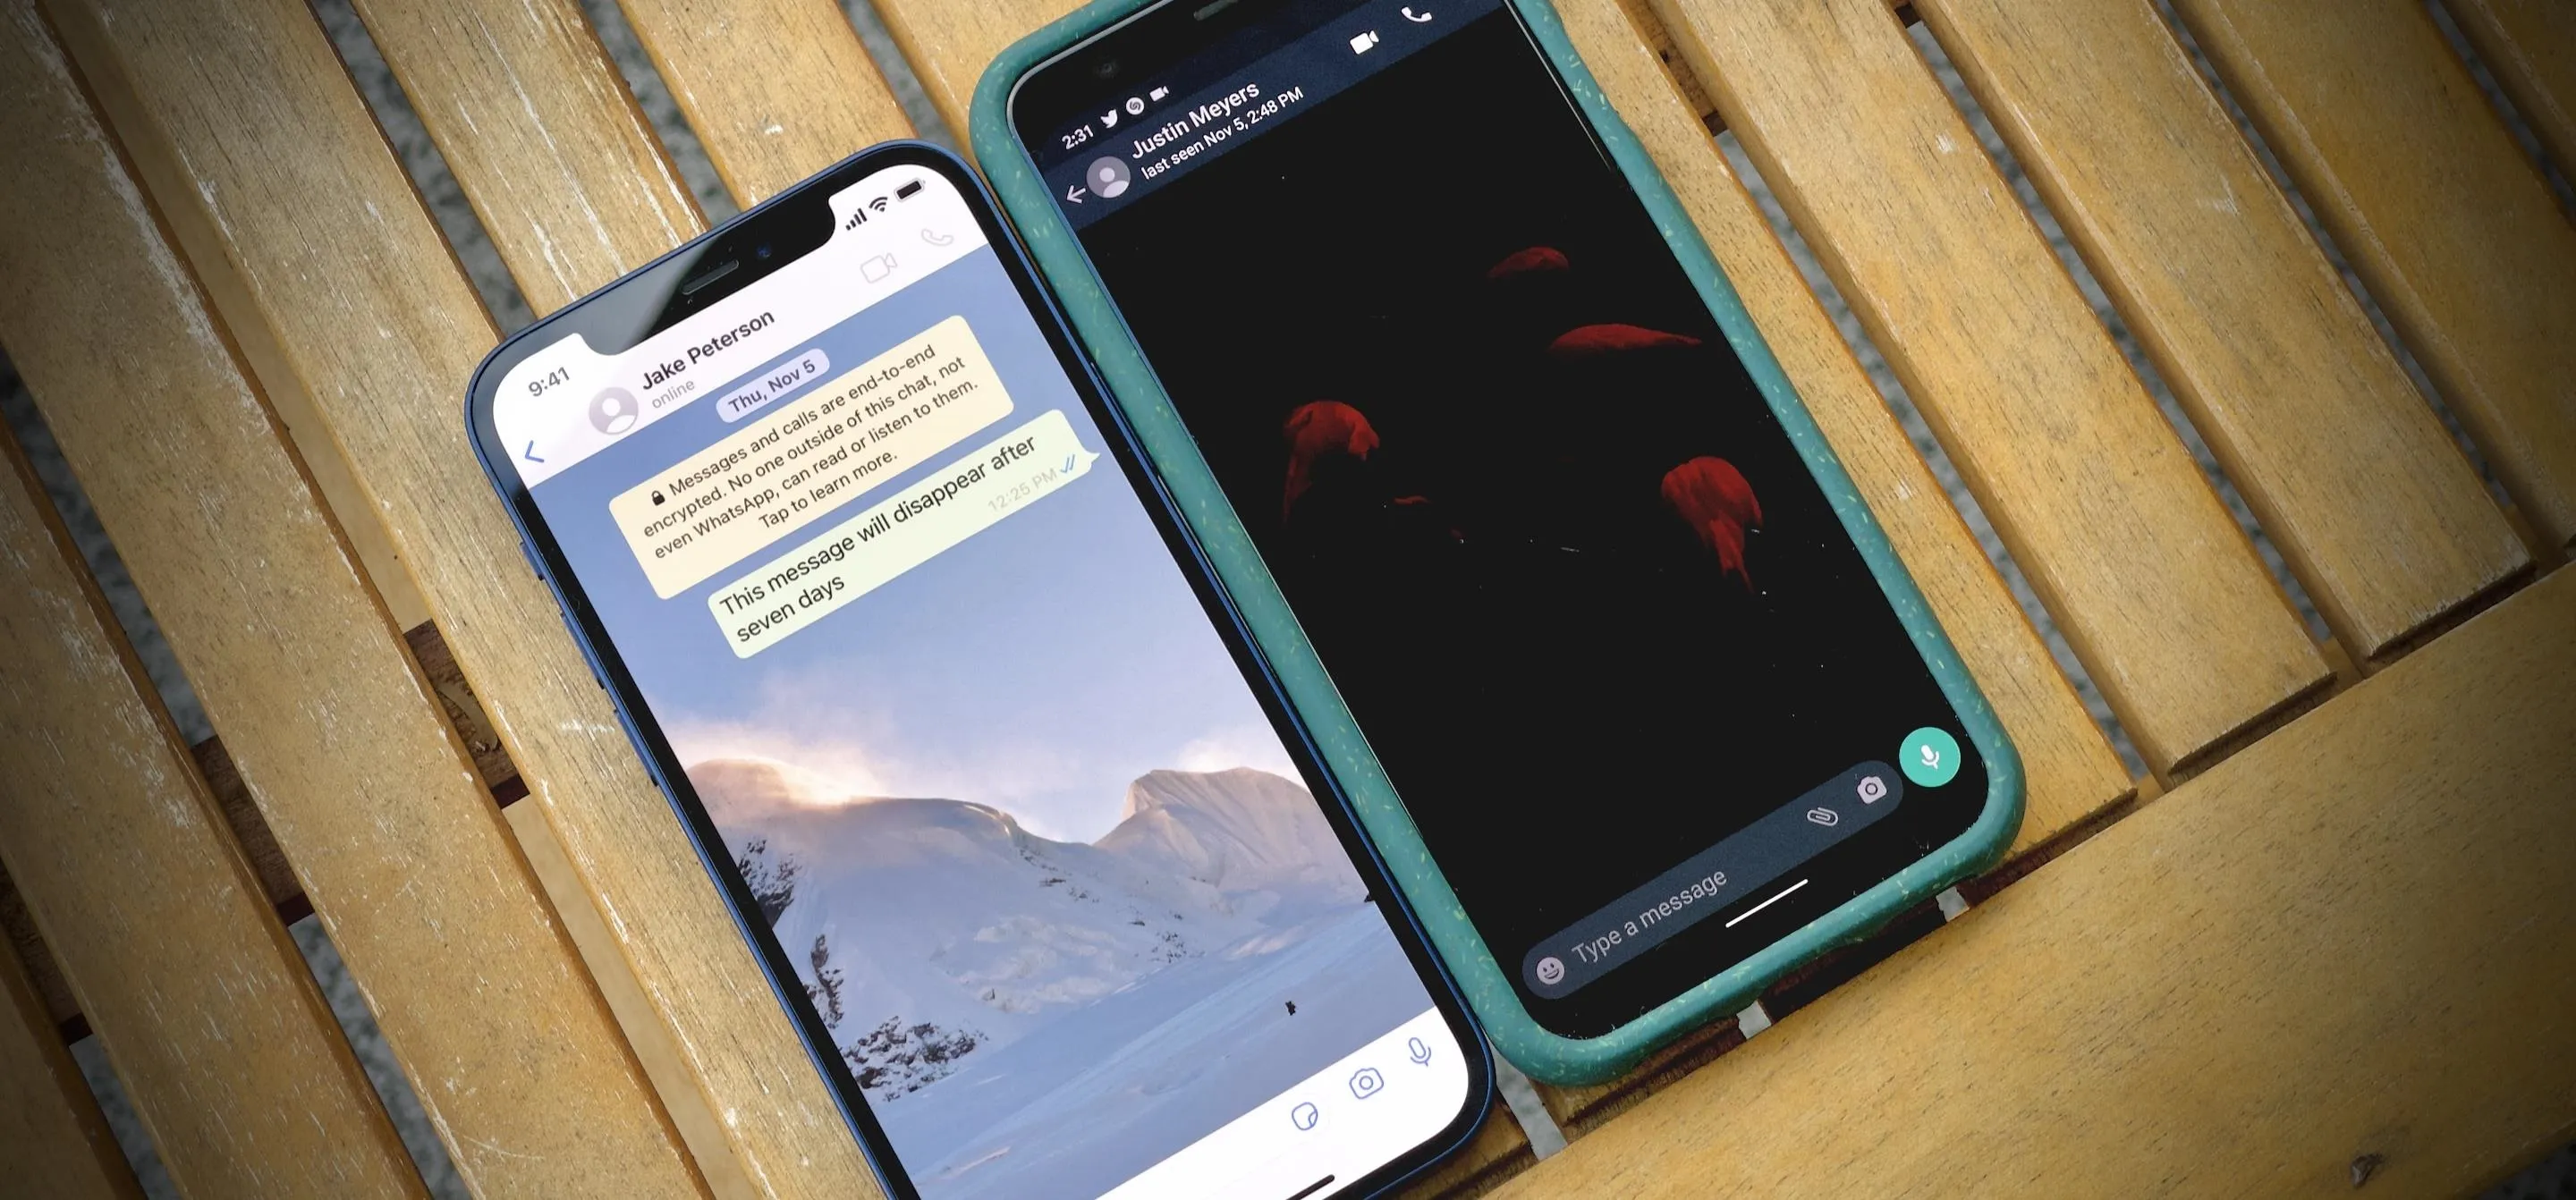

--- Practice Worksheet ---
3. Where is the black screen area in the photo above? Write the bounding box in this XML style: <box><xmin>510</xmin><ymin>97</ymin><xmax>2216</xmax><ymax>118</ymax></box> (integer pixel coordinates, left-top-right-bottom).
<box><xmin>1053</xmin><ymin>6</ymin><xmax>1985</xmax><ymax>1035</ymax></box>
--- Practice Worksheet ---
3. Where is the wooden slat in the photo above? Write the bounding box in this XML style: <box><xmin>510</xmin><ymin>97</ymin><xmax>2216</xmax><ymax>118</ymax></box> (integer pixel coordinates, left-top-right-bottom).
<box><xmin>35</xmin><ymin>0</ymin><xmax>887</xmax><ymax>1195</ymax></box>
<box><xmin>2447</xmin><ymin>0</ymin><xmax>2576</xmax><ymax>206</ymax></box>
<box><xmin>0</xmin><ymin>931</ymin><xmax>142</xmax><ymax>1200</ymax></box>
<box><xmin>1393</xmin><ymin>1105</ymin><xmax>1538</xmax><ymax>1200</ymax></box>
<box><xmin>0</xmin><ymin>10</ymin><xmax>715</xmax><ymax>1197</ymax></box>
<box><xmin>613</xmin><ymin>0</ymin><xmax>911</xmax><ymax>202</ymax></box>
<box><xmin>2170</xmin><ymin>0</ymin><xmax>2576</xmax><ymax>554</ymax></box>
<box><xmin>1916</xmin><ymin>0</ymin><xmax>2529</xmax><ymax>665</ymax></box>
<box><xmin>873</xmin><ymin>3</ymin><xmax>1043</xmax><ymax>141</ymax></box>
<box><xmin>352</xmin><ymin>0</ymin><xmax>703</xmax><ymax>314</ymax></box>
<box><xmin>0</xmin><ymin>431</ymin><xmax>421</xmax><ymax>1196</ymax></box>
<box><xmin>1490</xmin><ymin>565</ymin><xmax>2576</xmax><ymax>1198</ymax></box>
<box><xmin>1652</xmin><ymin>0</ymin><xmax>2331</xmax><ymax>776</ymax></box>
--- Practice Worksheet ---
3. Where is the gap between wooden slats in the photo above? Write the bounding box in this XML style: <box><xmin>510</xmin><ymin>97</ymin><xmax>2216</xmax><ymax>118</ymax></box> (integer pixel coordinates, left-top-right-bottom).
<box><xmin>2444</xmin><ymin>0</ymin><xmax>2576</xmax><ymax>201</ymax></box>
<box><xmin>1909</xmin><ymin>0</ymin><xmax>2529</xmax><ymax>665</ymax></box>
<box><xmin>352</xmin><ymin>0</ymin><xmax>704</xmax><ymax>315</ymax></box>
<box><xmin>0</xmin><ymin>435</ymin><xmax>425</xmax><ymax>1196</ymax></box>
<box><xmin>33</xmin><ymin>0</ymin><xmax>902</xmax><ymax>1193</ymax></box>
<box><xmin>0</xmin><ymin>928</ymin><xmax>145</xmax><ymax>1200</ymax></box>
<box><xmin>0</xmin><ymin>11</ymin><xmax>716</xmax><ymax>1196</ymax></box>
<box><xmin>1650</xmin><ymin>0</ymin><xmax>2332</xmax><ymax>778</ymax></box>
<box><xmin>1485</xmin><ymin>563</ymin><xmax>2576</xmax><ymax>1199</ymax></box>
<box><xmin>612</xmin><ymin>0</ymin><xmax>912</xmax><ymax>202</ymax></box>
<box><xmin>2169</xmin><ymin>0</ymin><xmax>2576</xmax><ymax>555</ymax></box>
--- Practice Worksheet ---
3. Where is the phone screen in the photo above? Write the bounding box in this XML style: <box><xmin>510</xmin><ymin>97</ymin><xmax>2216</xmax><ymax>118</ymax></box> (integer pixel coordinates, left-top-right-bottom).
<box><xmin>1015</xmin><ymin>0</ymin><xmax>1989</xmax><ymax>1035</ymax></box>
<box><xmin>478</xmin><ymin>156</ymin><xmax>1476</xmax><ymax>1200</ymax></box>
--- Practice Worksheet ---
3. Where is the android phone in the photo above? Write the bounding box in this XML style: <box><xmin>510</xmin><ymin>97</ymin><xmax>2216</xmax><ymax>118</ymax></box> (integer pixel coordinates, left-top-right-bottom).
<box><xmin>989</xmin><ymin>0</ymin><xmax>2021</xmax><ymax>1080</ymax></box>
<box><xmin>466</xmin><ymin>143</ymin><xmax>1487</xmax><ymax>1200</ymax></box>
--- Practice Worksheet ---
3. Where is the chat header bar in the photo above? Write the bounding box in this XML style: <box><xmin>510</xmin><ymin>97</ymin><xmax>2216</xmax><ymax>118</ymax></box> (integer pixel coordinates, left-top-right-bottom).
<box><xmin>494</xmin><ymin>165</ymin><xmax>989</xmax><ymax>486</ymax></box>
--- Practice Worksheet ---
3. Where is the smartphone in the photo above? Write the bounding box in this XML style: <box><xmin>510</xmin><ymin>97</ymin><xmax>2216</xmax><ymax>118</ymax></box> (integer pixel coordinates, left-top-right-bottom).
<box><xmin>467</xmin><ymin>144</ymin><xmax>1488</xmax><ymax>1200</ymax></box>
<box><xmin>984</xmin><ymin>0</ymin><xmax>2022</xmax><ymax>1082</ymax></box>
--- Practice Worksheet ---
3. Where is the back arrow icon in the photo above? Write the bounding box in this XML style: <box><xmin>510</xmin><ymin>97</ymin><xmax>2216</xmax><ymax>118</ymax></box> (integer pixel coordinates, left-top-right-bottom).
<box><xmin>1065</xmin><ymin>184</ymin><xmax>1089</xmax><ymax>204</ymax></box>
<box><xmin>523</xmin><ymin>440</ymin><xmax>545</xmax><ymax>463</ymax></box>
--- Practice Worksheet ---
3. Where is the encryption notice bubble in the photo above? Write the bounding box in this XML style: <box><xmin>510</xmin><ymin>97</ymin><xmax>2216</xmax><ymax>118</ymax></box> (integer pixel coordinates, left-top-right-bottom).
<box><xmin>608</xmin><ymin>315</ymin><xmax>1011</xmax><ymax>597</ymax></box>
<box><xmin>711</xmin><ymin>410</ymin><xmax>1100</xmax><ymax>657</ymax></box>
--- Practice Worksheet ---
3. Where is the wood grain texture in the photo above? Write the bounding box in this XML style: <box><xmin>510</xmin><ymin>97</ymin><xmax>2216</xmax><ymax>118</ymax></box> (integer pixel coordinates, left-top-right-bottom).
<box><xmin>612</xmin><ymin>0</ymin><xmax>911</xmax><ymax>203</ymax></box>
<box><xmin>2448</xmin><ymin>0</ymin><xmax>2576</xmax><ymax>201</ymax></box>
<box><xmin>872</xmin><ymin>0</ymin><xmax>1067</xmax><ymax>144</ymax></box>
<box><xmin>1490</xmin><ymin>564</ymin><xmax>2576</xmax><ymax>1198</ymax></box>
<box><xmin>36</xmin><ymin>0</ymin><xmax>887</xmax><ymax>1194</ymax></box>
<box><xmin>1393</xmin><ymin>1105</ymin><xmax>1538</xmax><ymax>1200</ymax></box>
<box><xmin>1916</xmin><ymin>0</ymin><xmax>2529</xmax><ymax>664</ymax></box>
<box><xmin>2170</xmin><ymin>0</ymin><xmax>2576</xmax><ymax>554</ymax></box>
<box><xmin>0</xmin><ymin>931</ymin><xmax>142</xmax><ymax>1200</ymax></box>
<box><xmin>0</xmin><ymin>10</ymin><xmax>715</xmax><ymax>1196</ymax></box>
<box><xmin>1551</xmin><ymin>0</ymin><xmax>2131</xmax><ymax>851</ymax></box>
<box><xmin>352</xmin><ymin>0</ymin><xmax>703</xmax><ymax>314</ymax></box>
<box><xmin>1653</xmin><ymin>0</ymin><xmax>2331</xmax><ymax>776</ymax></box>
<box><xmin>0</xmin><ymin>422</ymin><xmax>422</xmax><ymax>1197</ymax></box>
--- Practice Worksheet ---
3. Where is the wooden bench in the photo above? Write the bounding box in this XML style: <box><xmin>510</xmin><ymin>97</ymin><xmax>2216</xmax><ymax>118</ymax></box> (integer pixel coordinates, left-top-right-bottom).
<box><xmin>0</xmin><ymin>0</ymin><xmax>2569</xmax><ymax>1195</ymax></box>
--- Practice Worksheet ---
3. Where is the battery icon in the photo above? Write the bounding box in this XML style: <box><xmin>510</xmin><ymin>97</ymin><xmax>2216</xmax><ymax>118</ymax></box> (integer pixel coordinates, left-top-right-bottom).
<box><xmin>894</xmin><ymin>179</ymin><xmax>924</xmax><ymax>200</ymax></box>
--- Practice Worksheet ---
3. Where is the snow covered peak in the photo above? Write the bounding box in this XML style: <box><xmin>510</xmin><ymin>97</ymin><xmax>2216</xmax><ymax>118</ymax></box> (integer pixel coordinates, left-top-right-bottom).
<box><xmin>1099</xmin><ymin>768</ymin><xmax>1362</xmax><ymax>911</ymax></box>
<box><xmin>688</xmin><ymin>756</ymin><xmax>876</xmax><ymax>823</ymax></box>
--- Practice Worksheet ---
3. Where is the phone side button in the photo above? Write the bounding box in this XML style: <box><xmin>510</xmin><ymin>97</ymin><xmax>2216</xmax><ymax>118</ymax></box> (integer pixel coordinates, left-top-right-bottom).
<box><xmin>519</xmin><ymin>537</ymin><xmax>547</xmax><ymax>581</ymax></box>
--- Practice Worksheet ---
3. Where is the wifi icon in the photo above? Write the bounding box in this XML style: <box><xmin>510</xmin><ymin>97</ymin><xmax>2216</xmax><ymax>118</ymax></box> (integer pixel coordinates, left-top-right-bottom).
<box><xmin>869</xmin><ymin>196</ymin><xmax>890</xmax><ymax>215</ymax></box>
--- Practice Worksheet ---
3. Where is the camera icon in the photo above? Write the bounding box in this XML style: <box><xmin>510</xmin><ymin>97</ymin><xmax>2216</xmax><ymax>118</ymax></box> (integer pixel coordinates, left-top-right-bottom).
<box><xmin>1349</xmin><ymin>1067</ymin><xmax>1385</xmax><ymax>1100</ymax></box>
<box><xmin>1858</xmin><ymin>774</ymin><xmax>1888</xmax><ymax>804</ymax></box>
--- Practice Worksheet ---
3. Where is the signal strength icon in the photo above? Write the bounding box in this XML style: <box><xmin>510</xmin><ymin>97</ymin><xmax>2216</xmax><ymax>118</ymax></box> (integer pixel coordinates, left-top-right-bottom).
<box><xmin>845</xmin><ymin>197</ymin><xmax>892</xmax><ymax>230</ymax></box>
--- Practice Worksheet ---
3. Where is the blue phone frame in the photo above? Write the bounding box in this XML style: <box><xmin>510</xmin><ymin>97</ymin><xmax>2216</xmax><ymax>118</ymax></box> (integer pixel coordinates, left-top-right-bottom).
<box><xmin>973</xmin><ymin>0</ymin><xmax>2025</xmax><ymax>1086</ymax></box>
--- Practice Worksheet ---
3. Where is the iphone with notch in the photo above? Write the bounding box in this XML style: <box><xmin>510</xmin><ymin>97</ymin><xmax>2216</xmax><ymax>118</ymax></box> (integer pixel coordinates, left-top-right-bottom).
<box><xmin>979</xmin><ymin>1</ymin><xmax>2024</xmax><ymax>1084</ymax></box>
<box><xmin>466</xmin><ymin>143</ymin><xmax>1487</xmax><ymax>1200</ymax></box>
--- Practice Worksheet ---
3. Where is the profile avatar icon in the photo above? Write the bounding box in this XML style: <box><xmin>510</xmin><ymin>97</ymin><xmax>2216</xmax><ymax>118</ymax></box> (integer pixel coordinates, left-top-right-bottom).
<box><xmin>589</xmin><ymin>387</ymin><xmax>640</xmax><ymax>435</ymax></box>
<box><xmin>1086</xmin><ymin>156</ymin><xmax>1131</xmax><ymax>199</ymax></box>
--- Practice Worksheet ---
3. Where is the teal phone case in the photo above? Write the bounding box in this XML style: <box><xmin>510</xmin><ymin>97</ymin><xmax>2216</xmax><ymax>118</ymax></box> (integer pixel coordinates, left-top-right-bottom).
<box><xmin>971</xmin><ymin>0</ymin><xmax>2023</xmax><ymax>1086</ymax></box>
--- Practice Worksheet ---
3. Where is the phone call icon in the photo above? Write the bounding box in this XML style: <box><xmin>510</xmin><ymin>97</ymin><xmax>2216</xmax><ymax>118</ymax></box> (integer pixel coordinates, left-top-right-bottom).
<box><xmin>1402</xmin><ymin>5</ymin><xmax>1433</xmax><ymax>21</ymax></box>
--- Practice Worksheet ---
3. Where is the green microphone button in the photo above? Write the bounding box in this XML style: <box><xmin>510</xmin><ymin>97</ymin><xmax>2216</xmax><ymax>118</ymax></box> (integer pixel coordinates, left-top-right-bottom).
<box><xmin>1902</xmin><ymin>727</ymin><xmax>1962</xmax><ymax>788</ymax></box>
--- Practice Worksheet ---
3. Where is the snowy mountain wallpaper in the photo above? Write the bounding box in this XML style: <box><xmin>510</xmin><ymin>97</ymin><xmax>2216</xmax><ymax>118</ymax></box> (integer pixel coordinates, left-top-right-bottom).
<box><xmin>690</xmin><ymin>760</ymin><xmax>1428</xmax><ymax>1199</ymax></box>
<box><xmin>538</xmin><ymin>333</ymin><xmax>1441</xmax><ymax>1197</ymax></box>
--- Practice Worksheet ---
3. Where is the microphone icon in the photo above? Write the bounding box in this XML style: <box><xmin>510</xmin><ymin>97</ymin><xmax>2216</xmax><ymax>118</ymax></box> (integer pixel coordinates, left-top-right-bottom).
<box><xmin>1406</xmin><ymin>1036</ymin><xmax>1433</xmax><ymax>1066</ymax></box>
